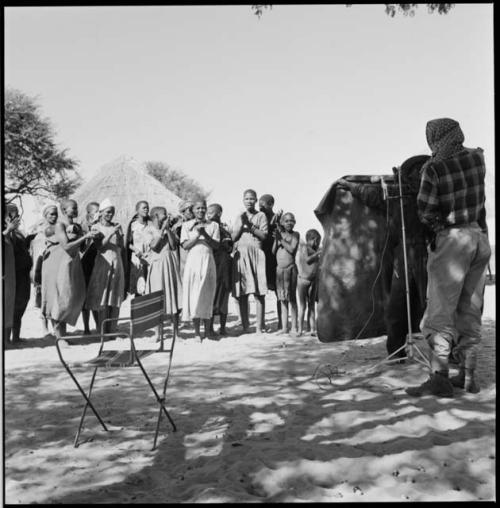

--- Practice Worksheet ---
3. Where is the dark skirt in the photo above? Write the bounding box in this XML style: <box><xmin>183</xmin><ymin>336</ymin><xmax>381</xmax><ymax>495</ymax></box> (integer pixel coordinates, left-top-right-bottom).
<box><xmin>264</xmin><ymin>248</ymin><xmax>277</xmax><ymax>291</ymax></box>
<box><xmin>213</xmin><ymin>253</ymin><xmax>232</xmax><ymax>315</ymax></box>
<box><xmin>14</xmin><ymin>269</ymin><xmax>31</xmax><ymax>321</ymax></box>
<box><xmin>81</xmin><ymin>244</ymin><xmax>98</xmax><ymax>286</ymax></box>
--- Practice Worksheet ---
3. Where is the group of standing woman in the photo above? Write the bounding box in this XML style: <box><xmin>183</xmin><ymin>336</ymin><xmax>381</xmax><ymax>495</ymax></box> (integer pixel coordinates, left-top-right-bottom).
<box><xmin>3</xmin><ymin>188</ymin><xmax>297</xmax><ymax>345</ymax></box>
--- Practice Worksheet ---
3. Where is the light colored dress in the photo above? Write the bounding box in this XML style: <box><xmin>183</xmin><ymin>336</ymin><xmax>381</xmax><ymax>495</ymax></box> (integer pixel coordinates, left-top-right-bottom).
<box><xmin>181</xmin><ymin>219</ymin><xmax>220</xmax><ymax>320</ymax></box>
<box><xmin>29</xmin><ymin>228</ymin><xmax>48</xmax><ymax>308</ymax></box>
<box><xmin>41</xmin><ymin>230</ymin><xmax>86</xmax><ymax>326</ymax></box>
<box><xmin>145</xmin><ymin>229</ymin><xmax>183</xmax><ymax>316</ymax></box>
<box><xmin>129</xmin><ymin>220</ymin><xmax>155</xmax><ymax>296</ymax></box>
<box><xmin>85</xmin><ymin>223</ymin><xmax>125</xmax><ymax>310</ymax></box>
<box><xmin>232</xmin><ymin>211</ymin><xmax>268</xmax><ymax>298</ymax></box>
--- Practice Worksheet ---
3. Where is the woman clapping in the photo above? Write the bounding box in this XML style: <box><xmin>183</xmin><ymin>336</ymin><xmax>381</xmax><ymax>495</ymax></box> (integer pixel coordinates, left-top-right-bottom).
<box><xmin>180</xmin><ymin>200</ymin><xmax>220</xmax><ymax>341</ymax></box>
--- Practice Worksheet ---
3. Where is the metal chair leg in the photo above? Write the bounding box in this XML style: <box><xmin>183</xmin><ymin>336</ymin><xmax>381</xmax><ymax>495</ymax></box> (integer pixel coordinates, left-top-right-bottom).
<box><xmin>61</xmin><ymin>362</ymin><xmax>108</xmax><ymax>447</ymax></box>
<box><xmin>152</xmin><ymin>405</ymin><xmax>163</xmax><ymax>451</ymax></box>
<box><xmin>74</xmin><ymin>366</ymin><xmax>106</xmax><ymax>447</ymax></box>
<box><xmin>135</xmin><ymin>356</ymin><xmax>176</xmax><ymax>449</ymax></box>
<box><xmin>152</xmin><ymin>398</ymin><xmax>177</xmax><ymax>450</ymax></box>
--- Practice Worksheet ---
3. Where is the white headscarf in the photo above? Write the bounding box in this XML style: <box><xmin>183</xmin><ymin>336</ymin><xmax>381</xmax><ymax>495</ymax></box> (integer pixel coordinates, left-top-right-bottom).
<box><xmin>41</xmin><ymin>201</ymin><xmax>59</xmax><ymax>217</ymax></box>
<box><xmin>98</xmin><ymin>198</ymin><xmax>114</xmax><ymax>212</ymax></box>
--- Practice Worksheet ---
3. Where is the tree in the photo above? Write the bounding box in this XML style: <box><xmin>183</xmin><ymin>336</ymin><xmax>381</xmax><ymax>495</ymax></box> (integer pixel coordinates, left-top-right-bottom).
<box><xmin>252</xmin><ymin>4</ymin><xmax>455</xmax><ymax>18</ymax></box>
<box><xmin>4</xmin><ymin>87</ymin><xmax>82</xmax><ymax>202</ymax></box>
<box><xmin>252</xmin><ymin>4</ymin><xmax>272</xmax><ymax>18</ymax></box>
<box><xmin>145</xmin><ymin>161</ymin><xmax>210</xmax><ymax>203</ymax></box>
<box><xmin>380</xmin><ymin>4</ymin><xmax>454</xmax><ymax>17</ymax></box>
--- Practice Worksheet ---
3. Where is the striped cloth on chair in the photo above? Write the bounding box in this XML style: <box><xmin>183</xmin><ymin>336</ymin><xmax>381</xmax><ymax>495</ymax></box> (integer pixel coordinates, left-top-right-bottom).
<box><xmin>131</xmin><ymin>290</ymin><xmax>164</xmax><ymax>336</ymax></box>
<box><xmin>86</xmin><ymin>349</ymin><xmax>156</xmax><ymax>368</ymax></box>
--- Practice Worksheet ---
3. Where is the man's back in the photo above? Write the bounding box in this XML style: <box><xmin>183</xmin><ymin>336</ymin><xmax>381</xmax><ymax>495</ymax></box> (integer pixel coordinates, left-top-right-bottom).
<box><xmin>418</xmin><ymin>147</ymin><xmax>487</xmax><ymax>231</ymax></box>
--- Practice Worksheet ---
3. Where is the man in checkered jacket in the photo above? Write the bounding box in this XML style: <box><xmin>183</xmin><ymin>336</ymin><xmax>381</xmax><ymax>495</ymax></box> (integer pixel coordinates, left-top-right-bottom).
<box><xmin>406</xmin><ymin>118</ymin><xmax>491</xmax><ymax>398</ymax></box>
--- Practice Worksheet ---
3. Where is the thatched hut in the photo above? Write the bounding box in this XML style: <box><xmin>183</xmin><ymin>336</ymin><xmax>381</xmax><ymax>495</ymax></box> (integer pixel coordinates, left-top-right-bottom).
<box><xmin>71</xmin><ymin>155</ymin><xmax>182</xmax><ymax>229</ymax></box>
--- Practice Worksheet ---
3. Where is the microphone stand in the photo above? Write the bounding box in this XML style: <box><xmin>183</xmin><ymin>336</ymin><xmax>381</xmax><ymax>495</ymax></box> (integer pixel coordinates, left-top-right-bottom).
<box><xmin>365</xmin><ymin>167</ymin><xmax>432</xmax><ymax>373</ymax></box>
<box><xmin>313</xmin><ymin>170</ymin><xmax>433</xmax><ymax>390</ymax></box>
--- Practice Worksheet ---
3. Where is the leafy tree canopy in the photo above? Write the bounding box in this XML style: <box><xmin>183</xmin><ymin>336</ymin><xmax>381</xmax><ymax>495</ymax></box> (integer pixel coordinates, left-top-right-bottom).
<box><xmin>252</xmin><ymin>4</ymin><xmax>455</xmax><ymax>18</ymax></box>
<box><xmin>4</xmin><ymin>87</ymin><xmax>82</xmax><ymax>202</ymax></box>
<box><xmin>145</xmin><ymin>161</ymin><xmax>210</xmax><ymax>204</ymax></box>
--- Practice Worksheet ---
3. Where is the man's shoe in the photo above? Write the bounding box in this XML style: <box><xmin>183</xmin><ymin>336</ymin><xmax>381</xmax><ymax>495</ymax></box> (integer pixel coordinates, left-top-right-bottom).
<box><xmin>450</xmin><ymin>369</ymin><xmax>480</xmax><ymax>393</ymax></box>
<box><xmin>405</xmin><ymin>372</ymin><xmax>454</xmax><ymax>398</ymax></box>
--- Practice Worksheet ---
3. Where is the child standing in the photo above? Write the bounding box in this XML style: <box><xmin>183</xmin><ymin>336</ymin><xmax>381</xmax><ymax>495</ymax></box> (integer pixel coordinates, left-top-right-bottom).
<box><xmin>85</xmin><ymin>200</ymin><xmax>125</xmax><ymax>334</ymax></box>
<box><xmin>145</xmin><ymin>206</ymin><xmax>183</xmax><ymax>335</ymax></box>
<box><xmin>297</xmin><ymin>229</ymin><xmax>322</xmax><ymax>336</ymax></box>
<box><xmin>232</xmin><ymin>189</ymin><xmax>268</xmax><ymax>334</ymax></box>
<box><xmin>259</xmin><ymin>194</ymin><xmax>283</xmax><ymax>331</ymax></box>
<box><xmin>125</xmin><ymin>200</ymin><xmax>154</xmax><ymax>297</ymax></box>
<box><xmin>272</xmin><ymin>212</ymin><xmax>299</xmax><ymax>335</ymax></box>
<box><xmin>207</xmin><ymin>203</ymin><xmax>233</xmax><ymax>337</ymax></box>
<box><xmin>81</xmin><ymin>201</ymin><xmax>100</xmax><ymax>334</ymax></box>
<box><xmin>174</xmin><ymin>200</ymin><xmax>194</xmax><ymax>280</ymax></box>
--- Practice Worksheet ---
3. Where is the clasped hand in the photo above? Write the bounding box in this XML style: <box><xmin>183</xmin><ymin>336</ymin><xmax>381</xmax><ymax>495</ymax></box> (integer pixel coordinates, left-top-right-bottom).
<box><xmin>86</xmin><ymin>229</ymin><xmax>101</xmax><ymax>240</ymax></box>
<box><xmin>240</xmin><ymin>213</ymin><xmax>251</xmax><ymax>227</ymax></box>
<box><xmin>4</xmin><ymin>215</ymin><xmax>20</xmax><ymax>233</ymax></box>
<box><xmin>195</xmin><ymin>223</ymin><xmax>207</xmax><ymax>237</ymax></box>
<box><xmin>241</xmin><ymin>213</ymin><xmax>257</xmax><ymax>234</ymax></box>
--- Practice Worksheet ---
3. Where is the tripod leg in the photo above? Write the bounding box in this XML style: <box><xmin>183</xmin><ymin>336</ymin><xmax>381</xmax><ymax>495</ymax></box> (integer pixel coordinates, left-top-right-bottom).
<box><xmin>366</xmin><ymin>342</ymin><xmax>409</xmax><ymax>372</ymax></box>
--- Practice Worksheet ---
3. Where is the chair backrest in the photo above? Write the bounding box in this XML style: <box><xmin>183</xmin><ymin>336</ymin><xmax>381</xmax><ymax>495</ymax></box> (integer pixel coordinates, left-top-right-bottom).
<box><xmin>130</xmin><ymin>291</ymin><xmax>165</xmax><ymax>336</ymax></box>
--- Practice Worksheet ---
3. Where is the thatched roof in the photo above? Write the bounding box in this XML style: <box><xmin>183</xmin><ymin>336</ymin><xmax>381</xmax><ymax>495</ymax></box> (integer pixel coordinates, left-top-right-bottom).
<box><xmin>71</xmin><ymin>155</ymin><xmax>182</xmax><ymax>228</ymax></box>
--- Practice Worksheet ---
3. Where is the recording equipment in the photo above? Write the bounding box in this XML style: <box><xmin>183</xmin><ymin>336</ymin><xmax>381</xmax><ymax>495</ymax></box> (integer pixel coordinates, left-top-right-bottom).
<box><xmin>367</xmin><ymin>164</ymin><xmax>431</xmax><ymax>370</ymax></box>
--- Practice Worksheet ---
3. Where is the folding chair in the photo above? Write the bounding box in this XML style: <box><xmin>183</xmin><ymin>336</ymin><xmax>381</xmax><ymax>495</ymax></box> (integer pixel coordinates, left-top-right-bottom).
<box><xmin>56</xmin><ymin>290</ymin><xmax>177</xmax><ymax>450</ymax></box>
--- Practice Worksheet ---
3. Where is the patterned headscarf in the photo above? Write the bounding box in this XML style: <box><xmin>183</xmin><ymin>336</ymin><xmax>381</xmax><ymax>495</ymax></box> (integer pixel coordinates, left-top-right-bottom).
<box><xmin>425</xmin><ymin>118</ymin><xmax>465</xmax><ymax>162</ymax></box>
<box><xmin>178</xmin><ymin>200</ymin><xmax>193</xmax><ymax>213</ymax></box>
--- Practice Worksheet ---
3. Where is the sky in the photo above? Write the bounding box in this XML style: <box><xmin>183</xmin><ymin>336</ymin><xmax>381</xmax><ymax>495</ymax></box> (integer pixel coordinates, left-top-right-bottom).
<box><xmin>4</xmin><ymin>4</ymin><xmax>495</xmax><ymax>238</ymax></box>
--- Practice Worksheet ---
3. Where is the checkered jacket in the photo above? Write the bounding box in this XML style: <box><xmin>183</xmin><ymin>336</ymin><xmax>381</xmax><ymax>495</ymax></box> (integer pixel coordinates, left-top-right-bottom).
<box><xmin>417</xmin><ymin>147</ymin><xmax>487</xmax><ymax>232</ymax></box>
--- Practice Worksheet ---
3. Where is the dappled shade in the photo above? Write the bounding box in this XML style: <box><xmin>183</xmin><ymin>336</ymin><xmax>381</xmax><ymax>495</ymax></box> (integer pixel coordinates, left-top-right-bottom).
<box><xmin>314</xmin><ymin>177</ymin><xmax>392</xmax><ymax>342</ymax></box>
<box><xmin>3</xmin><ymin>320</ymin><xmax>496</xmax><ymax>503</ymax></box>
<box><xmin>314</xmin><ymin>157</ymin><xmax>430</xmax><ymax>344</ymax></box>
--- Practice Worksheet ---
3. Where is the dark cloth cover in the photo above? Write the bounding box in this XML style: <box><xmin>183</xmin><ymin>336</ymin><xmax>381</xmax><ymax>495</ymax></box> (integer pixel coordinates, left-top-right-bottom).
<box><xmin>313</xmin><ymin>155</ymin><xmax>430</xmax><ymax>343</ymax></box>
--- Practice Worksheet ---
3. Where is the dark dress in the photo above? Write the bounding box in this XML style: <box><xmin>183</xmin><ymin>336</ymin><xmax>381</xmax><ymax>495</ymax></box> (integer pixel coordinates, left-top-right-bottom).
<box><xmin>3</xmin><ymin>235</ymin><xmax>16</xmax><ymax>330</ymax></box>
<box><xmin>41</xmin><ymin>227</ymin><xmax>87</xmax><ymax>326</ymax></box>
<box><xmin>81</xmin><ymin>219</ymin><xmax>99</xmax><ymax>288</ymax></box>
<box><xmin>262</xmin><ymin>212</ymin><xmax>278</xmax><ymax>291</ymax></box>
<box><xmin>11</xmin><ymin>230</ymin><xmax>33</xmax><ymax>334</ymax></box>
<box><xmin>212</xmin><ymin>223</ymin><xmax>233</xmax><ymax>315</ymax></box>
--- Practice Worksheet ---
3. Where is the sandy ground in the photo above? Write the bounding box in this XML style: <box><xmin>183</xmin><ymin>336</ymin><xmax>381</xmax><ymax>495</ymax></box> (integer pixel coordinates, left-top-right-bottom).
<box><xmin>2</xmin><ymin>284</ymin><xmax>496</xmax><ymax>503</ymax></box>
